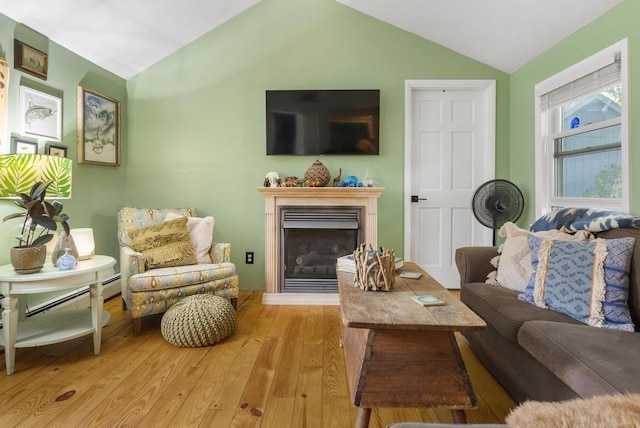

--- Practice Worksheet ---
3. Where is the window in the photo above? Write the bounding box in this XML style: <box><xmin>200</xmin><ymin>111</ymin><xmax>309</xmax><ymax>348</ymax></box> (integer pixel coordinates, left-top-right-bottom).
<box><xmin>534</xmin><ymin>39</ymin><xmax>629</xmax><ymax>216</ymax></box>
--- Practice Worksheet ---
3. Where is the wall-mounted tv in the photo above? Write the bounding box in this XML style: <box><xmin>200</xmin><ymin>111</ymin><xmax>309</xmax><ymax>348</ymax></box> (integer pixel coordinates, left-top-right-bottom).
<box><xmin>266</xmin><ymin>89</ymin><xmax>380</xmax><ymax>155</ymax></box>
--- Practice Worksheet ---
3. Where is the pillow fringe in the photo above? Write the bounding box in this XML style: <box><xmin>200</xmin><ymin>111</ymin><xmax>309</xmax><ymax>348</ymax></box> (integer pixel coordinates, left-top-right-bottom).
<box><xmin>533</xmin><ymin>238</ymin><xmax>553</xmax><ymax>308</ymax></box>
<box><xmin>145</xmin><ymin>243</ymin><xmax>196</xmax><ymax>269</ymax></box>
<box><xmin>145</xmin><ymin>232</ymin><xmax>189</xmax><ymax>249</ymax></box>
<box><xmin>587</xmin><ymin>239</ymin><xmax>608</xmax><ymax>328</ymax></box>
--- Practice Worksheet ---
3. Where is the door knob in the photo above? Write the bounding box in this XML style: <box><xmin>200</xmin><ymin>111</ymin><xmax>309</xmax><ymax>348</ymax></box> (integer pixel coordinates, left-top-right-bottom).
<box><xmin>411</xmin><ymin>195</ymin><xmax>427</xmax><ymax>203</ymax></box>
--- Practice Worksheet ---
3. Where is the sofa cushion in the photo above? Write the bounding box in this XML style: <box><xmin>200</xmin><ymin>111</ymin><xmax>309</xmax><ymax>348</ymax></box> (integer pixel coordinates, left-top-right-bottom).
<box><xmin>487</xmin><ymin>222</ymin><xmax>592</xmax><ymax>292</ymax></box>
<box><xmin>518</xmin><ymin>320</ymin><xmax>640</xmax><ymax>397</ymax></box>
<box><xmin>519</xmin><ymin>235</ymin><xmax>635</xmax><ymax>332</ymax></box>
<box><xmin>598</xmin><ymin>228</ymin><xmax>640</xmax><ymax>331</ymax></box>
<box><xmin>128</xmin><ymin>262</ymin><xmax>237</xmax><ymax>292</ymax></box>
<box><xmin>460</xmin><ymin>282</ymin><xmax>581</xmax><ymax>344</ymax></box>
<box><xmin>530</xmin><ymin>207</ymin><xmax>640</xmax><ymax>233</ymax></box>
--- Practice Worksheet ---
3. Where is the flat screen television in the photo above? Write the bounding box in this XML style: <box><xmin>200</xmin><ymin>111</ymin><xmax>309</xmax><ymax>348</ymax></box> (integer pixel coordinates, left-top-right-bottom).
<box><xmin>266</xmin><ymin>89</ymin><xmax>380</xmax><ymax>155</ymax></box>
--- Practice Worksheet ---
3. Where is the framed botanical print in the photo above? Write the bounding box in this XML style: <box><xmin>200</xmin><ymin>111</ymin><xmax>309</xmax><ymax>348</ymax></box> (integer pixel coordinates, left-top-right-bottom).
<box><xmin>77</xmin><ymin>86</ymin><xmax>121</xmax><ymax>166</ymax></box>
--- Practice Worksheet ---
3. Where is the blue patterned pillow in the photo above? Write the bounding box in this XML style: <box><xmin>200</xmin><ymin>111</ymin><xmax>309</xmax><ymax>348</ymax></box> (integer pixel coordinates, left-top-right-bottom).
<box><xmin>518</xmin><ymin>235</ymin><xmax>635</xmax><ymax>332</ymax></box>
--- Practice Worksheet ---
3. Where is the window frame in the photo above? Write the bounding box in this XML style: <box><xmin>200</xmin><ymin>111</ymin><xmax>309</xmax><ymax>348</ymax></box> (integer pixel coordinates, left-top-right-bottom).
<box><xmin>534</xmin><ymin>39</ymin><xmax>629</xmax><ymax>217</ymax></box>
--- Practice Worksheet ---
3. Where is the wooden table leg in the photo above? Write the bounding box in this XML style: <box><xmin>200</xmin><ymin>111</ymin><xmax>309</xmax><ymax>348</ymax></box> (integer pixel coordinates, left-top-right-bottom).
<box><xmin>2</xmin><ymin>295</ymin><xmax>18</xmax><ymax>375</ymax></box>
<box><xmin>90</xmin><ymin>281</ymin><xmax>103</xmax><ymax>355</ymax></box>
<box><xmin>355</xmin><ymin>407</ymin><xmax>372</xmax><ymax>428</ymax></box>
<box><xmin>451</xmin><ymin>409</ymin><xmax>467</xmax><ymax>424</ymax></box>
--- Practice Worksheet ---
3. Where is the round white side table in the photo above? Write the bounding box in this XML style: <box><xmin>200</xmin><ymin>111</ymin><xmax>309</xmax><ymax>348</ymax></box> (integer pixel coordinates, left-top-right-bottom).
<box><xmin>0</xmin><ymin>255</ymin><xmax>116</xmax><ymax>375</ymax></box>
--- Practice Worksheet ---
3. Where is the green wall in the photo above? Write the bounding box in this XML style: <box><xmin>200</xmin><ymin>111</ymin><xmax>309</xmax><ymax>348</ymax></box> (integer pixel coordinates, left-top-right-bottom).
<box><xmin>125</xmin><ymin>0</ymin><xmax>510</xmax><ymax>290</ymax></box>
<box><xmin>0</xmin><ymin>16</ymin><xmax>127</xmax><ymax>279</ymax></box>
<box><xmin>509</xmin><ymin>0</ymin><xmax>635</xmax><ymax>227</ymax></box>
<box><xmin>0</xmin><ymin>0</ymin><xmax>634</xmax><ymax>299</ymax></box>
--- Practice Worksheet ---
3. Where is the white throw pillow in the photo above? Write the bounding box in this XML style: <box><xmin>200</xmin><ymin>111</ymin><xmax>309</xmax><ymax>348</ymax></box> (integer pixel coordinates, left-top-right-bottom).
<box><xmin>488</xmin><ymin>222</ymin><xmax>592</xmax><ymax>292</ymax></box>
<box><xmin>164</xmin><ymin>213</ymin><xmax>214</xmax><ymax>263</ymax></box>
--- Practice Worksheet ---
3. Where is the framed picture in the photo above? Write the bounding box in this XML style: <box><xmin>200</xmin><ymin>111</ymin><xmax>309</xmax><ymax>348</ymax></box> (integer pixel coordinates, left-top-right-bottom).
<box><xmin>77</xmin><ymin>86</ymin><xmax>121</xmax><ymax>166</ymax></box>
<box><xmin>0</xmin><ymin>59</ymin><xmax>7</xmax><ymax>151</ymax></box>
<box><xmin>14</xmin><ymin>39</ymin><xmax>48</xmax><ymax>80</ymax></box>
<box><xmin>19</xmin><ymin>86</ymin><xmax>62</xmax><ymax>141</ymax></box>
<box><xmin>45</xmin><ymin>143</ymin><xmax>67</xmax><ymax>158</ymax></box>
<box><xmin>10</xmin><ymin>136</ymin><xmax>38</xmax><ymax>154</ymax></box>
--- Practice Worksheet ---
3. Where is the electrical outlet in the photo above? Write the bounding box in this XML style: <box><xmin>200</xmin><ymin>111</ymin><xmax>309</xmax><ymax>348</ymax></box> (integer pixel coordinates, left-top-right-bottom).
<box><xmin>245</xmin><ymin>251</ymin><xmax>254</xmax><ymax>264</ymax></box>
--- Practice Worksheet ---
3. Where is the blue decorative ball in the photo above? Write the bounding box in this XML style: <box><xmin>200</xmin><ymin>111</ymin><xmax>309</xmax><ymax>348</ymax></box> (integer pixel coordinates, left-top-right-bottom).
<box><xmin>344</xmin><ymin>175</ymin><xmax>358</xmax><ymax>187</ymax></box>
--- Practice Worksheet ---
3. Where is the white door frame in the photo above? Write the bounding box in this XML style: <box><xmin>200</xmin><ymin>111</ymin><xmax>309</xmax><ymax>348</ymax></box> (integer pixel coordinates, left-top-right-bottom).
<box><xmin>403</xmin><ymin>79</ymin><xmax>497</xmax><ymax>262</ymax></box>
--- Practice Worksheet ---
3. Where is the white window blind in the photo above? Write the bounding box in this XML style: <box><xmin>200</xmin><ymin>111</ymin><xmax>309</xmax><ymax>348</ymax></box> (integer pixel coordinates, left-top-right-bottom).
<box><xmin>539</xmin><ymin>53</ymin><xmax>621</xmax><ymax>110</ymax></box>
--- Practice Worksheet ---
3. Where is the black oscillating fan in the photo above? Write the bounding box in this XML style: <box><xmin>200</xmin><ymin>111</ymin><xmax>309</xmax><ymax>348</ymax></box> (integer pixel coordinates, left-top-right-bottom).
<box><xmin>472</xmin><ymin>179</ymin><xmax>524</xmax><ymax>244</ymax></box>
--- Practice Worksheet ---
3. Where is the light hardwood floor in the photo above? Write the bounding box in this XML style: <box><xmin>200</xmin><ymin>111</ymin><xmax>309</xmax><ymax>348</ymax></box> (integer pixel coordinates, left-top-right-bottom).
<box><xmin>0</xmin><ymin>291</ymin><xmax>516</xmax><ymax>427</ymax></box>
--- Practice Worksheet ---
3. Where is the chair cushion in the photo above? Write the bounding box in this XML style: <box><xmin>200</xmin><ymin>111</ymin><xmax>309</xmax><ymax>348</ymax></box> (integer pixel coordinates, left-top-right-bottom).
<box><xmin>161</xmin><ymin>294</ymin><xmax>236</xmax><ymax>347</ymax></box>
<box><xmin>128</xmin><ymin>262</ymin><xmax>237</xmax><ymax>292</ymax></box>
<box><xmin>128</xmin><ymin>216</ymin><xmax>197</xmax><ymax>269</ymax></box>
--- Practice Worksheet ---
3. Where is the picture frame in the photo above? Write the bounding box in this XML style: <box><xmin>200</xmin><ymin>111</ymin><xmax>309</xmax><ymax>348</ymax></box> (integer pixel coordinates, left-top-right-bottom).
<box><xmin>77</xmin><ymin>86</ymin><xmax>121</xmax><ymax>166</ymax></box>
<box><xmin>14</xmin><ymin>39</ymin><xmax>48</xmax><ymax>80</ymax></box>
<box><xmin>10</xmin><ymin>135</ymin><xmax>38</xmax><ymax>154</ymax></box>
<box><xmin>0</xmin><ymin>59</ymin><xmax>8</xmax><ymax>151</ymax></box>
<box><xmin>19</xmin><ymin>86</ymin><xmax>62</xmax><ymax>141</ymax></box>
<box><xmin>45</xmin><ymin>143</ymin><xmax>67</xmax><ymax>158</ymax></box>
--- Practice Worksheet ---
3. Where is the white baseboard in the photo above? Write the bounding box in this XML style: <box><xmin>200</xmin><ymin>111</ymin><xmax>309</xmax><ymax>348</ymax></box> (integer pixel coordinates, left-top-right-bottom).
<box><xmin>0</xmin><ymin>274</ymin><xmax>121</xmax><ymax>326</ymax></box>
<box><xmin>262</xmin><ymin>292</ymin><xmax>339</xmax><ymax>305</ymax></box>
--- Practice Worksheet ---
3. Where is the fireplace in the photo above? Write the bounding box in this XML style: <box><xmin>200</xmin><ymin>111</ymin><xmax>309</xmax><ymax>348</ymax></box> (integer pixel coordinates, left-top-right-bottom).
<box><xmin>280</xmin><ymin>207</ymin><xmax>363</xmax><ymax>293</ymax></box>
<box><xmin>258</xmin><ymin>186</ymin><xmax>384</xmax><ymax>305</ymax></box>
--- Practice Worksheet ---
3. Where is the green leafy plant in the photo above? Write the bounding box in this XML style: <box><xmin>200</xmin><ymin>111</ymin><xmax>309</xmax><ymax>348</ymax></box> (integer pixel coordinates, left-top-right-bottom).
<box><xmin>2</xmin><ymin>181</ymin><xmax>70</xmax><ymax>248</ymax></box>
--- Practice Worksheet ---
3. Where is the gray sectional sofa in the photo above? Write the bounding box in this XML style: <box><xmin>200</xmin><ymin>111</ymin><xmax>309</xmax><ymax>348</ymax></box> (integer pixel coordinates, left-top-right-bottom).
<box><xmin>455</xmin><ymin>227</ymin><xmax>640</xmax><ymax>403</ymax></box>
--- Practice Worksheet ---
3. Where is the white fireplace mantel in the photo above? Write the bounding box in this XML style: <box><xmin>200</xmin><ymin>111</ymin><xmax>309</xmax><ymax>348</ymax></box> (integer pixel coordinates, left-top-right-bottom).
<box><xmin>258</xmin><ymin>186</ymin><xmax>384</xmax><ymax>305</ymax></box>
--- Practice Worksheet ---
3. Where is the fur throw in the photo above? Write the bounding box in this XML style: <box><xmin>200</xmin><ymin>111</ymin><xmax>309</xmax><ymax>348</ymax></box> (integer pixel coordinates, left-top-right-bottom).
<box><xmin>506</xmin><ymin>394</ymin><xmax>640</xmax><ymax>428</ymax></box>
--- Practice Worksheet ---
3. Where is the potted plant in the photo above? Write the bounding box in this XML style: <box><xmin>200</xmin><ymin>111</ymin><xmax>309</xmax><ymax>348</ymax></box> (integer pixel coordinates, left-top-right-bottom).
<box><xmin>2</xmin><ymin>181</ymin><xmax>71</xmax><ymax>273</ymax></box>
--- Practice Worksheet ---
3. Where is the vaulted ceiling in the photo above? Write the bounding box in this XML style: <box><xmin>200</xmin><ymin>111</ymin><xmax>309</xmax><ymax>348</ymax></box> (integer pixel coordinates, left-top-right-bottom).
<box><xmin>0</xmin><ymin>0</ymin><xmax>624</xmax><ymax>79</ymax></box>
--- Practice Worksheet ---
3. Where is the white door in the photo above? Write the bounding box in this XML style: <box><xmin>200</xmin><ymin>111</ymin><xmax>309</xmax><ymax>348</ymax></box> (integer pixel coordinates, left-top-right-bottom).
<box><xmin>404</xmin><ymin>80</ymin><xmax>495</xmax><ymax>288</ymax></box>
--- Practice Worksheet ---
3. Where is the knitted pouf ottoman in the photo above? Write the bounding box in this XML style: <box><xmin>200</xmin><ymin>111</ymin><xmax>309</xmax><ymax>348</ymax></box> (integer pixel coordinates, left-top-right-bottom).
<box><xmin>161</xmin><ymin>294</ymin><xmax>236</xmax><ymax>347</ymax></box>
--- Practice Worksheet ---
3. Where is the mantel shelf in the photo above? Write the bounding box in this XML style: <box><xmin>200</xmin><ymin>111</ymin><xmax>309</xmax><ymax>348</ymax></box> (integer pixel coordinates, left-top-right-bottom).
<box><xmin>257</xmin><ymin>186</ymin><xmax>385</xmax><ymax>198</ymax></box>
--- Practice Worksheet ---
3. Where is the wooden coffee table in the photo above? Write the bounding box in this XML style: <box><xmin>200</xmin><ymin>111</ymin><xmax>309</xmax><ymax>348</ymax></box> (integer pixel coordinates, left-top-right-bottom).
<box><xmin>337</xmin><ymin>262</ymin><xmax>486</xmax><ymax>427</ymax></box>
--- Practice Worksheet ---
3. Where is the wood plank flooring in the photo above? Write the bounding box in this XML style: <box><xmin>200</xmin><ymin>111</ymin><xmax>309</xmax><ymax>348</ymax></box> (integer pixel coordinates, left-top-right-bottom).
<box><xmin>0</xmin><ymin>291</ymin><xmax>516</xmax><ymax>427</ymax></box>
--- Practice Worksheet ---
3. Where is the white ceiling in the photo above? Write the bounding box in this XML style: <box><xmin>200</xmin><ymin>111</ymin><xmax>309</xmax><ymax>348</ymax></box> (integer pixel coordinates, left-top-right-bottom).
<box><xmin>0</xmin><ymin>0</ymin><xmax>624</xmax><ymax>79</ymax></box>
<box><xmin>338</xmin><ymin>0</ymin><xmax>624</xmax><ymax>73</ymax></box>
<box><xmin>0</xmin><ymin>0</ymin><xmax>261</xmax><ymax>79</ymax></box>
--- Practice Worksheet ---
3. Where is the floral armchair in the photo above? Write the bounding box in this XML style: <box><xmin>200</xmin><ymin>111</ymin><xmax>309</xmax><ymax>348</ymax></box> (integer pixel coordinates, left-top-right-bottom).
<box><xmin>117</xmin><ymin>207</ymin><xmax>239</xmax><ymax>335</ymax></box>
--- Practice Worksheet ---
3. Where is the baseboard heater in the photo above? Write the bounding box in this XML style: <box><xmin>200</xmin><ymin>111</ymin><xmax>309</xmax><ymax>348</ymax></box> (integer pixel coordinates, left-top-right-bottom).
<box><xmin>0</xmin><ymin>273</ymin><xmax>121</xmax><ymax>328</ymax></box>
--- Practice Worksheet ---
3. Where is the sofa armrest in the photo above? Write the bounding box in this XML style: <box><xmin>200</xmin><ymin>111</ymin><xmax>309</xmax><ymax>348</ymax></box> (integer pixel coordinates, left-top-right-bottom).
<box><xmin>455</xmin><ymin>246</ymin><xmax>498</xmax><ymax>286</ymax></box>
<box><xmin>210</xmin><ymin>242</ymin><xmax>231</xmax><ymax>263</ymax></box>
